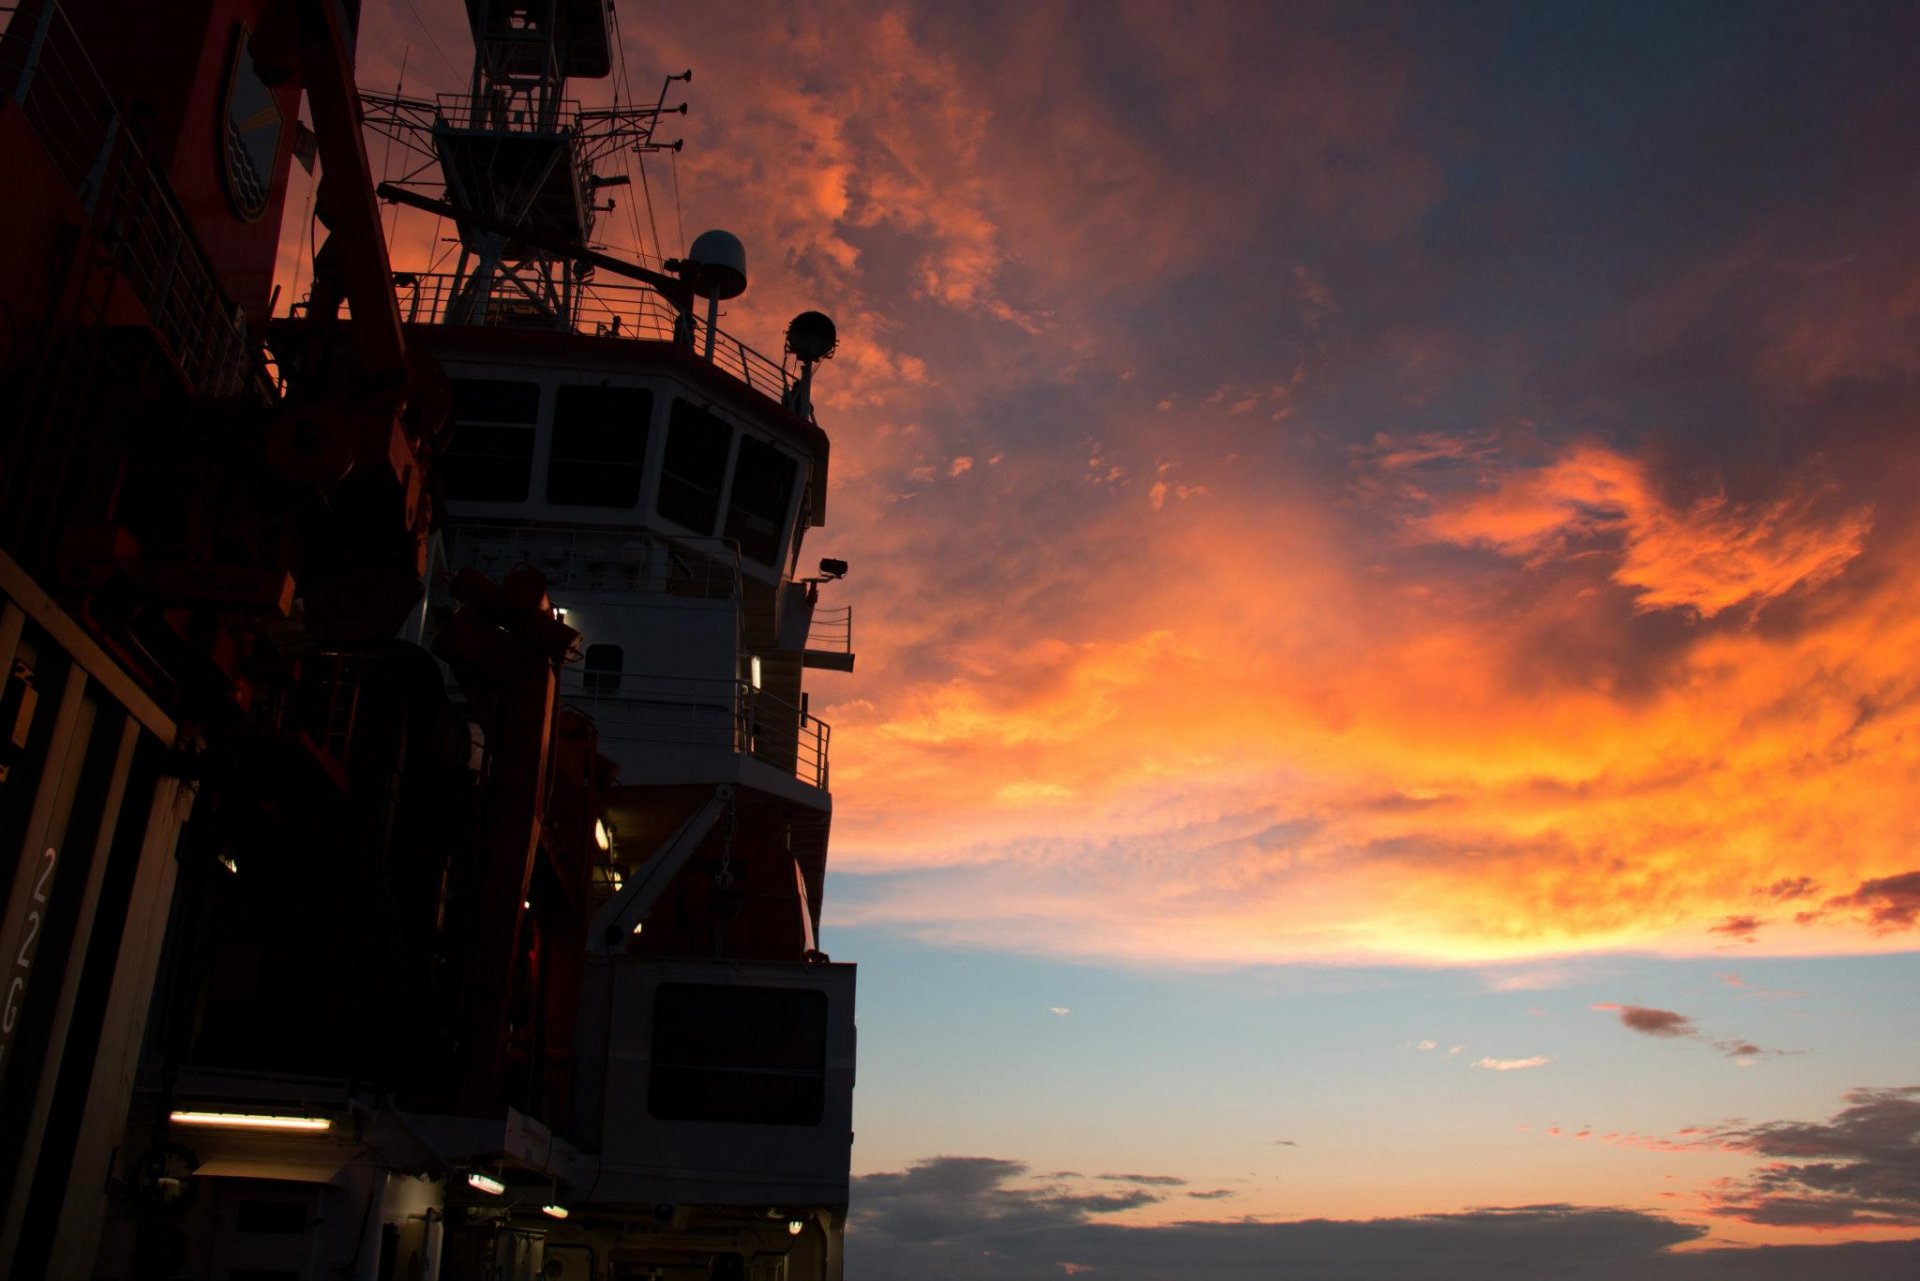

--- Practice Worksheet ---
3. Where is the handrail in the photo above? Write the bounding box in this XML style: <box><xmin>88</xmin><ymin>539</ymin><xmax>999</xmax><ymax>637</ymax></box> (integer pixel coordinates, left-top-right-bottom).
<box><xmin>806</xmin><ymin>604</ymin><xmax>853</xmax><ymax>656</ymax></box>
<box><xmin>557</xmin><ymin>669</ymin><xmax>829</xmax><ymax>791</ymax></box>
<box><xmin>431</xmin><ymin>90</ymin><xmax>582</xmax><ymax>136</ymax></box>
<box><xmin>0</xmin><ymin>1</ymin><xmax>257</xmax><ymax>398</ymax></box>
<box><xmin>392</xmin><ymin>268</ymin><xmax>796</xmax><ymax>406</ymax></box>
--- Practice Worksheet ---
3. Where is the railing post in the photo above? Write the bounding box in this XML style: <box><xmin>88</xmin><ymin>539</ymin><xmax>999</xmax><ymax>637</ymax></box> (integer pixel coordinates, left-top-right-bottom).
<box><xmin>11</xmin><ymin>0</ymin><xmax>58</xmax><ymax>103</ymax></box>
<box><xmin>78</xmin><ymin>107</ymin><xmax>119</xmax><ymax>218</ymax></box>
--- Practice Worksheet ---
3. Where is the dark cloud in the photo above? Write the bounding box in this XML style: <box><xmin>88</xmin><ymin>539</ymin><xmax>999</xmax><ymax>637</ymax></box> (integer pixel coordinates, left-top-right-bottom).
<box><xmin>850</xmin><ymin>1156</ymin><xmax>1919</xmax><ymax>1280</ymax></box>
<box><xmin>1596</xmin><ymin>1004</ymin><xmax>1696</xmax><ymax>1038</ymax></box>
<box><xmin>1707</xmin><ymin>1086</ymin><xmax>1920</xmax><ymax>1228</ymax></box>
<box><xmin>1188</xmin><ymin>1189</ymin><xmax>1236</xmax><ymax>1200</ymax></box>
<box><xmin>1708</xmin><ymin>915</ymin><xmax>1764</xmax><ymax>940</ymax></box>
<box><xmin>1593</xmin><ymin>1003</ymin><xmax>1779</xmax><ymax>1059</ymax></box>
<box><xmin>851</xmin><ymin>1157</ymin><xmax>1163</xmax><ymax>1246</ymax></box>
<box><xmin>1761</xmin><ymin>876</ymin><xmax>1819</xmax><ymax>900</ymax></box>
<box><xmin>1823</xmin><ymin>871</ymin><xmax>1920</xmax><ymax>932</ymax></box>
<box><xmin>1098</xmin><ymin>1172</ymin><xmax>1187</xmax><ymax>1186</ymax></box>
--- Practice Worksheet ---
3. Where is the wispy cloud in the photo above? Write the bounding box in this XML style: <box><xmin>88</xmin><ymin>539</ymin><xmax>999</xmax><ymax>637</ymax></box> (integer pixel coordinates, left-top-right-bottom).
<box><xmin>1474</xmin><ymin>1056</ymin><xmax>1551</xmax><ymax>1072</ymax></box>
<box><xmin>1593</xmin><ymin>1003</ymin><xmax>1783</xmax><ymax>1060</ymax></box>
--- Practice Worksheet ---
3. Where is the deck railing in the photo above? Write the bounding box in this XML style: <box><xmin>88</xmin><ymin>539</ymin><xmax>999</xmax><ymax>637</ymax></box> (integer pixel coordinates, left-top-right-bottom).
<box><xmin>807</xmin><ymin>604</ymin><xmax>853</xmax><ymax>656</ymax></box>
<box><xmin>393</xmin><ymin>268</ymin><xmax>797</xmax><ymax>404</ymax></box>
<box><xmin>430</xmin><ymin>90</ymin><xmax>582</xmax><ymax>136</ymax></box>
<box><xmin>558</xmin><ymin>670</ymin><xmax>829</xmax><ymax>791</ymax></box>
<box><xmin>0</xmin><ymin>1</ymin><xmax>256</xmax><ymax>398</ymax></box>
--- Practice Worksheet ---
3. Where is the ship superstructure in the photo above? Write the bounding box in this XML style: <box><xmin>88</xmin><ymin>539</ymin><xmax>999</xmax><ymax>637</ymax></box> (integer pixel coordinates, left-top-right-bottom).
<box><xmin>0</xmin><ymin>2</ymin><xmax>858</xmax><ymax>1278</ymax></box>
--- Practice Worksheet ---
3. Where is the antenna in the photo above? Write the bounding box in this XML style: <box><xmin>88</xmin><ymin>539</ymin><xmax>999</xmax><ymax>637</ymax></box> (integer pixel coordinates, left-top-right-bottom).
<box><xmin>784</xmin><ymin>311</ymin><xmax>838</xmax><ymax>418</ymax></box>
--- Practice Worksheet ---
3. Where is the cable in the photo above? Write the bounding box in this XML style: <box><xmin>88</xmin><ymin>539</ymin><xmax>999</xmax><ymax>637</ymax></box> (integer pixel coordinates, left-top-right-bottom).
<box><xmin>608</xmin><ymin>0</ymin><xmax>649</xmax><ymax>261</ymax></box>
<box><xmin>670</xmin><ymin>148</ymin><xmax>687</xmax><ymax>254</ymax></box>
<box><xmin>637</xmin><ymin>151</ymin><xmax>666</xmax><ymax>262</ymax></box>
<box><xmin>398</xmin><ymin>0</ymin><xmax>464</xmax><ymax>83</ymax></box>
<box><xmin>380</xmin><ymin>48</ymin><xmax>411</xmax><ymax>245</ymax></box>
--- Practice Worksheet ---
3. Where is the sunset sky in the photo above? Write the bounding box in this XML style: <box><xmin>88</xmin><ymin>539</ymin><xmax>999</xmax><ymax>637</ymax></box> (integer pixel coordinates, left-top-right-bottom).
<box><xmin>314</xmin><ymin>2</ymin><xmax>1918</xmax><ymax>1275</ymax></box>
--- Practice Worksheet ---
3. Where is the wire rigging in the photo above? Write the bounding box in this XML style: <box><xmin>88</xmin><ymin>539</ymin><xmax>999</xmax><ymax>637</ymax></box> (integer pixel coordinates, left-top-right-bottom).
<box><xmin>607</xmin><ymin>0</ymin><xmax>652</xmax><ymax>262</ymax></box>
<box><xmin>636</xmin><ymin>151</ymin><xmax>666</xmax><ymax>264</ymax></box>
<box><xmin>397</xmin><ymin>0</ymin><xmax>465</xmax><ymax>83</ymax></box>
<box><xmin>379</xmin><ymin>47</ymin><xmax>410</xmax><ymax>245</ymax></box>
<box><xmin>669</xmin><ymin>147</ymin><xmax>687</xmax><ymax>257</ymax></box>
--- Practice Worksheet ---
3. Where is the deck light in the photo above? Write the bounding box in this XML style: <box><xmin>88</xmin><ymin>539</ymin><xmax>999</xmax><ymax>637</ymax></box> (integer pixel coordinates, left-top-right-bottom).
<box><xmin>468</xmin><ymin>1172</ymin><xmax>506</xmax><ymax>1195</ymax></box>
<box><xmin>750</xmin><ymin>655</ymin><xmax>763</xmax><ymax>689</ymax></box>
<box><xmin>170</xmin><ymin>1111</ymin><xmax>331</xmax><ymax>1132</ymax></box>
<box><xmin>594</xmin><ymin>818</ymin><xmax>611</xmax><ymax>851</ymax></box>
<box><xmin>631</xmin><ymin>921</ymin><xmax>644</xmax><ymax>935</ymax></box>
<box><xmin>218</xmin><ymin>853</ymin><xmax>240</xmax><ymax>875</ymax></box>
<box><xmin>788</xmin><ymin>1219</ymin><xmax>805</xmax><ymax>1236</ymax></box>
<box><xmin>542</xmin><ymin>1204</ymin><xmax>570</xmax><ymax>1219</ymax></box>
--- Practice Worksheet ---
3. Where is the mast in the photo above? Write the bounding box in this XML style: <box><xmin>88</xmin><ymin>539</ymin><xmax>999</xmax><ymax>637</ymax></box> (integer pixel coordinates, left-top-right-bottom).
<box><xmin>362</xmin><ymin>0</ymin><xmax>687</xmax><ymax>330</ymax></box>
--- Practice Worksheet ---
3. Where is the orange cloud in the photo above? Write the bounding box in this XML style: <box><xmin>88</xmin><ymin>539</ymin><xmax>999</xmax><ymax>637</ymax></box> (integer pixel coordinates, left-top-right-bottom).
<box><xmin>823</xmin><ymin>429</ymin><xmax>1920</xmax><ymax>967</ymax></box>
<box><xmin>1410</xmin><ymin>442</ymin><xmax>1872</xmax><ymax>618</ymax></box>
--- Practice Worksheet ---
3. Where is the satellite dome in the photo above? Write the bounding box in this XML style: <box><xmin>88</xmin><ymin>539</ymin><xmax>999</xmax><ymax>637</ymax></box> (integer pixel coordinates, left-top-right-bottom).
<box><xmin>686</xmin><ymin>229</ymin><xmax>747</xmax><ymax>300</ymax></box>
<box><xmin>786</xmin><ymin>311</ymin><xmax>839</xmax><ymax>362</ymax></box>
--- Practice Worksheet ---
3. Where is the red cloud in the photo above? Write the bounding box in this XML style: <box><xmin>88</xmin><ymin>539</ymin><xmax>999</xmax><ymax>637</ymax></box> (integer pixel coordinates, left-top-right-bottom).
<box><xmin>1823</xmin><ymin>871</ymin><xmax>1920</xmax><ymax>933</ymax></box>
<box><xmin>1593</xmin><ymin>1004</ymin><xmax>1696</xmax><ymax>1038</ymax></box>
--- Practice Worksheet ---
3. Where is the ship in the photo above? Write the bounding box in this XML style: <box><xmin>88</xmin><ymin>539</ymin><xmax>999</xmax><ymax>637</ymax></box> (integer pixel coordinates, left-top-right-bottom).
<box><xmin>0</xmin><ymin>2</ymin><xmax>859</xmax><ymax>1278</ymax></box>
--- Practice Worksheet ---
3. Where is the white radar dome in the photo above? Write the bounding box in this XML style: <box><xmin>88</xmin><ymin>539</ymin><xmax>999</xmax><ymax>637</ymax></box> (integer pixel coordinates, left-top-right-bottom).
<box><xmin>686</xmin><ymin>229</ymin><xmax>747</xmax><ymax>300</ymax></box>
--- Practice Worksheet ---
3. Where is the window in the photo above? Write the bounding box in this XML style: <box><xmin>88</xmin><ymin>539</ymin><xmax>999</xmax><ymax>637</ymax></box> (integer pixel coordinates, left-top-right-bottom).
<box><xmin>655</xmin><ymin>399</ymin><xmax>732</xmax><ymax>535</ymax></box>
<box><xmin>442</xmin><ymin>379</ymin><xmax>539</xmax><ymax>501</ymax></box>
<box><xmin>547</xmin><ymin>384</ymin><xmax>652</xmax><ymax>507</ymax></box>
<box><xmin>234</xmin><ymin>1200</ymin><xmax>308</xmax><ymax>1234</ymax></box>
<box><xmin>648</xmin><ymin>984</ymin><xmax>828</xmax><ymax>1125</ymax></box>
<box><xmin>724</xmin><ymin>435</ymin><xmax>800</xmax><ymax>566</ymax></box>
<box><xmin>583</xmin><ymin>643</ymin><xmax>623</xmax><ymax>694</ymax></box>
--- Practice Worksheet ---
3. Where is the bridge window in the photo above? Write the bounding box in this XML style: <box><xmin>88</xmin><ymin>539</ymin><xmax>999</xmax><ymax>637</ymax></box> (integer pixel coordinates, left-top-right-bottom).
<box><xmin>548</xmin><ymin>385</ymin><xmax>652</xmax><ymax>507</ymax></box>
<box><xmin>725</xmin><ymin>435</ymin><xmax>800</xmax><ymax>566</ymax></box>
<box><xmin>656</xmin><ymin>399</ymin><xmax>732</xmax><ymax>535</ymax></box>
<box><xmin>443</xmin><ymin>379</ymin><xmax>539</xmax><ymax>501</ymax></box>
<box><xmin>583</xmin><ymin>643</ymin><xmax>623</xmax><ymax>693</ymax></box>
<box><xmin>648</xmin><ymin>983</ymin><xmax>827</xmax><ymax>1126</ymax></box>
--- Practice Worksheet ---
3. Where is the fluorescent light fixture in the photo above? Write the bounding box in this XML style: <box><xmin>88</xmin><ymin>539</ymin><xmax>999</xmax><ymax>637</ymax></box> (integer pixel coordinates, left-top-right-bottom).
<box><xmin>594</xmin><ymin>818</ymin><xmax>611</xmax><ymax>851</ymax></box>
<box><xmin>468</xmin><ymin>1172</ymin><xmax>506</xmax><ymax>1195</ymax></box>
<box><xmin>787</xmin><ymin>1218</ymin><xmax>804</xmax><ymax>1236</ymax></box>
<box><xmin>750</xmin><ymin>655</ymin><xmax>763</xmax><ymax>689</ymax></box>
<box><xmin>170</xmin><ymin>1110</ymin><xmax>330</xmax><ymax>1132</ymax></box>
<box><xmin>542</xmin><ymin>1204</ymin><xmax>570</xmax><ymax>1219</ymax></box>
